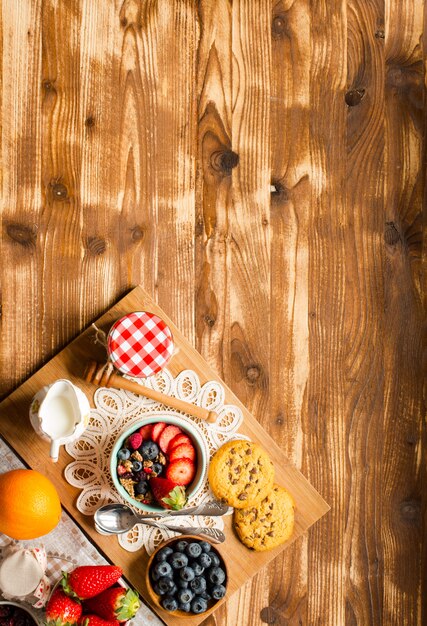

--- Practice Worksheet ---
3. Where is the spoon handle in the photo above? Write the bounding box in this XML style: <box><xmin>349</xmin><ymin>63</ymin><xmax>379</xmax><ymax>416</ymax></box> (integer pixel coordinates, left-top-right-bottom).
<box><xmin>143</xmin><ymin>519</ymin><xmax>226</xmax><ymax>543</ymax></box>
<box><xmin>138</xmin><ymin>501</ymin><xmax>229</xmax><ymax>520</ymax></box>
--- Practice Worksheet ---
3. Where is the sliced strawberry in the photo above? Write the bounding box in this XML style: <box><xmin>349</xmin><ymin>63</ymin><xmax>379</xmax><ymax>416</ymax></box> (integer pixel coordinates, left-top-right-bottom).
<box><xmin>166</xmin><ymin>458</ymin><xmax>196</xmax><ymax>486</ymax></box>
<box><xmin>169</xmin><ymin>443</ymin><xmax>196</xmax><ymax>463</ymax></box>
<box><xmin>168</xmin><ymin>433</ymin><xmax>192</xmax><ymax>451</ymax></box>
<box><xmin>151</xmin><ymin>477</ymin><xmax>187</xmax><ymax>510</ymax></box>
<box><xmin>151</xmin><ymin>422</ymin><xmax>167</xmax><ymax>443</ymax></box>
<box><xmin>138</xmin><ymin>424</ymin><xmax>153</xmax><ymax>441</ymax></box>
<box><xmin>159</xmin><ymin>425</ymin><xmax>182</xmax><ymax>453</ymax></box>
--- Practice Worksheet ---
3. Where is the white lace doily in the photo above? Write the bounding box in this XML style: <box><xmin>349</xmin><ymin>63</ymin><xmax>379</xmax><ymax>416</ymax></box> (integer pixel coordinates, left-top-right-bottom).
<box><xmin>64</xmin><ymin>368</ymin><xmax>249</xmax><ymax>554</ymax></box>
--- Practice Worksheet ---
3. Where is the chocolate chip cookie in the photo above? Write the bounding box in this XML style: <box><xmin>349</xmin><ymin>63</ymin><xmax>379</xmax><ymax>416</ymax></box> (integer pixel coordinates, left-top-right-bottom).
<box><xmin>233</xmin><ymin>484</ymin><xmax>295</xmax><ymax>551</ymax></box>
<box><xmin>208</xmin><ymin>440</ymin><xmax>275</xmax><ymax>508</ymax></box>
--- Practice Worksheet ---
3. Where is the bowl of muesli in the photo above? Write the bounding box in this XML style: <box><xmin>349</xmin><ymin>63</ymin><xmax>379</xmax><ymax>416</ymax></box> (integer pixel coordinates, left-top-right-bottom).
<box><xmin>110</xmin><ymin>415</ymin><xmax>207</xmax><ymax>513</ymax></box>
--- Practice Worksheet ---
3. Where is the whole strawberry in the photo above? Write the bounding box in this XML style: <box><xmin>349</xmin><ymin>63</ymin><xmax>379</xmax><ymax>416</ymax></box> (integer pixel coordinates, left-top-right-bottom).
<box><xmin>46</xmin><ymin>588</ymin><xmax>82</xmax><ymax>626</ymax></box>
<box><xmin>150</xmin><ymin>477</ymin><xmax>187</xmax><ymax>510</ymax></box>
<box><xmin>61</xmin><ymin>565</ymin><xmax>122</xmax><ymax>600</ymax></box>
<box><xmin>79</xmin><ymin>616</ymin><xmax>119</xmax><ymax>626</ymax></box>
<box><xmin>83</xmin><ymin>587</ymin><xmax>140</xmax><ymax>622</ymax></box>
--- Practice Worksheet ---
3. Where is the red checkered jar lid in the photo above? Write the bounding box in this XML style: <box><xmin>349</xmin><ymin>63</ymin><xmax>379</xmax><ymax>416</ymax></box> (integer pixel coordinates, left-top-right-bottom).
<box><xmin>107</xmin><ymin>311</ymin><xmax>174</xmax><ymax>378</ymax></box>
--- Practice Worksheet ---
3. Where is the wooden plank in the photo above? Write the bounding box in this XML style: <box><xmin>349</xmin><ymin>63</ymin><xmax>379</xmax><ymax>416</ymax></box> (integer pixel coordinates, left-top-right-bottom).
<box><xmin>40</xmin><ymin>0</ymin><xmax>86</xmax><ymax>356</ymax></box>
<box><xmin>383</xmin><ymin>0</ymin><xmax>425</xmax><ymax>623</ymax></box>
<box><xmin>153</xmin><ymin>0</ymin><xmax>198</xmax><ymax>342</ymax></box>
<box><xmin>0</xmin><ymin>286</ymin><xmax>329</xmax><ymax>626</ymax></box>
<box><xmin>344</xmin><ymin>1</ymin><xmax>385</xmax><ymax>623</ymax></box>
<box><xmin>267</xmin><ymin>0</ymin><xmax>312</xmax><ymax>623</ymax></box>
<box><xmin>227</xmin><ymin>1</ymin><xmax>274</xmax><ymax>624</ymax></box>
<box><xmin>0</xmin><ymin>0</ymin><xmax>43</xmax><ymax>394</ymax></box>
<box><xmin>307</xmin><ymin>1</ymin><xmax>347</xmax><ymax>624</ymax></box>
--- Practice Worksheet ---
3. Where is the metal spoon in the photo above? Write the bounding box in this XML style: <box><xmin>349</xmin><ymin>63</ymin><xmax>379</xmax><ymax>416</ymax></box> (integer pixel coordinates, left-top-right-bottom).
<box><xmin>94</xmin><ymin>514</ymin><xmax>225</xmax><ymax>543</ymax></box>
<box><xmin>95</xmin><ymin>501</ymin><xmax>228</xmax><ymax>526</ymax></box>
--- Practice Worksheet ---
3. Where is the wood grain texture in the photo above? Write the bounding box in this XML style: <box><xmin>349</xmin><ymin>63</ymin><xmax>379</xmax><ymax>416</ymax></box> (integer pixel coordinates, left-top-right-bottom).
<box><xmin>0</xmin><ymin>1</ymin><xmax>425</xmax><ymax>625</ymax></box>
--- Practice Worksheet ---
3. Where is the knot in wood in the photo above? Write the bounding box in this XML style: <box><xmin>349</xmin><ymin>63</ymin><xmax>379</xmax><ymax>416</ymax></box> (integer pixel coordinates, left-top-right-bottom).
<box><xmin>375</xmin><ymin>29</ymin><xmax>385</xmax><ymax>39</ymax></box>
<box><xmin>131</xmin><ymin>226</ymin><xmax>144</xmax><ymax>242</ymax></box>
<box><xmin>275</xmin><ymin>414</ymin><xmax>284</xmax><ymax>426</ymax></box>
<box><xmin>270</xmin><ymin>180</ymin><xmax>289</xmax><ymax>201</ymax></box>
<box><xmin>246</xmin><ymin>365</ymin><xmax>261</xmax><ymax>383</ymax></box>
<box><xmin>6</xmin><ymin>222</ymin><xmax>37</xmax><ymax>247</ymax></box>
<box><xmin>210</xmin><ymin>150</ymin><xmax>239</xmax><ymax>175</ymax></box>
<box><xmin>260</xmin><ymin>607</ymin><xmax>277</xmax><ymax>624</ymax></box>
<box><xmin>345</xmin><ymin>88</ymin><xmax>366</xmax><ymax>106</ymax></box>
<box><xmin>204</xmin><ymin>315</ymin><xmax>215</xmax><ymax>328</ymax></box>
<box><xmin>86</xmin><ymin>236</ymin><xmax>106</xmax><ymax>256</ymax></box>
<box><xmin>384</xmin><ymin>222</ymin><xmax>401</xmax><ymax>245</ymax></box>
<box><xmin>399</xmin><ymin>499</ymin><xmax>421</xmax><ymax>523</ymax></box>
<box><xmin>42</xmin><ymin>79</ymin><xmax>55</xmax><ymax>93</ymax></box>
<box><xmin>271</xmin><ymin>14</ymin><xmax>287</xmax><ymax>39</ymax></box>
<box><xmin>85</xmin><ymin>115</ymin><xmax>95</xmax><ymax>128</ymax></box>
<box><xmin>51</xmin><ymin>182</ymin><xmax>68</xmax><ymax>200</ymax></box>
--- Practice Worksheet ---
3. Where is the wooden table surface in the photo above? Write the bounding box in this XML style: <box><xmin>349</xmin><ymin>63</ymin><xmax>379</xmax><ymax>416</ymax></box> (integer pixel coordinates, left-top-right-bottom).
<box><xmin>0</xmin><ymin>2</ymin><xmax>424</xmax><ymax>625</ymax></box>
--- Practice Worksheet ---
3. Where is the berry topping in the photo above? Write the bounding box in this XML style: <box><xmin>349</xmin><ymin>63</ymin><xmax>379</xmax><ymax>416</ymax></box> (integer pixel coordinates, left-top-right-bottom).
<box><xmin>117</xmin><ymin>448</ymin><xmax>130</xmax><ymax>461</ymax></box>
<box><xmin>151</xmin><ymin>422</ymin><xmax>167</xmax><ymax>442</ymax></box>
<box><xmin>150</xmin><ymin>478</ymin><xmax>187</xmax><ymax>510</ymax></box>
<box><xmin>128</xmin><ymin>433</ymin><xmax>142</xmax><ymax>450</ymax></box>
<box><xmin>169</xmin><ymin>443</ymin><xmax>196</xmax><ymax>463</ymax></box>
<box><xmin>166</xmin><ymin>458</ymin><xmax>196</xmax><ymax>486</ymax></box>
<box><xmin>168</xmin><ymin>433</ymin><xmax>192</xmax><ymax>451</ymax></box>
<box><xmin>135</xmin><ymin>480</ymin><xmax>149</xmax><ymax>495</ymax></box>
<box><xmin>138</xmin><ymin>424</ymin><xmax>153</xmax><ymax>441</ymax></box>
<box><xmin>139</xmin><ymin>440</ymin><xmax>159</xmax><ymax>461</ymax></box>
<box><xmin>158</xmin><ymin>425</ymin><xmax>182</xmax><ymax>454</ymax></box>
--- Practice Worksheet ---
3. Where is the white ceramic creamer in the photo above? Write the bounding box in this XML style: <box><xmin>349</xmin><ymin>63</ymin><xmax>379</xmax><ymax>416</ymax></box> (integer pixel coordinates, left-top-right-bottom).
<box><xmin>29</xmin><ymin>379</ymin><xmax>90</xmax><ymax>462</ymax></box>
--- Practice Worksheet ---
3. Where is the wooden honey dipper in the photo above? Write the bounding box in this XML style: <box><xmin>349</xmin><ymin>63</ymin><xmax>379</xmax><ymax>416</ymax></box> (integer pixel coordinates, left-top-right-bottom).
<box><xmin>84</xmin><ymin>361</ymin><xmax>218</xmax><ymax>424</ymax></box>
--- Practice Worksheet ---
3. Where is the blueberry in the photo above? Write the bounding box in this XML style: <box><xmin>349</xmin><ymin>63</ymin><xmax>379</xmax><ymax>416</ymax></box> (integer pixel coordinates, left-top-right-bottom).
<box><xmin>190</xmin><ymin>576</ymin><xmax>207</xmax><ymax>594</ymax></box>
<box><xmin>180</xmin><ymin>566</ymin><xmax>195</xmax><ymax>582</ymax></box>
<box><xmin>185</xmin><ymin>542</ymin><xmax>202</xmax><ymax>559</ymax></box>
<box><xmin>152</xmin><ymin>462</ymin><xmax>163</xmax><ymax>475</ymax></box>
<box><xmin>208</xmin><ymin>566</ymin><xmax>226</xmax><ymax>585</ymax></box>
<box><xmin>175</xmin><ymin>540</ymin><xmax>188</xmax><ymax>553</ymax></box>
<box><xmin>161</xmin><ymin>595</ymin><xmax>178</xmax><ymax>612</ymax></box>
<box><xmin>198</xmin><ymin>541</ymin><xmax>212</xmax><ymax>553</ymax></box>
<box><xmin>153</xmin><ymin>582</ymin><xmax>167</xmax><ymax>596</ymax></box>
<box><xmin>177</xmin><ymin>579</ymin><xmax>189</xmax><ymax>589</ymax></box>
<box><xmin>156</xmin><ymin>546</ymin><xmax>173</xmax><ymax>562</ymax></box>
<box><xmin>189</xmin><ymin>560</ymin><xmax>204</xmax><ymax>576</ymax></box>
<box><xmin>210</xmin><ymin>553</ymin><xmax>220</xmax><ymax>567</ymax></box>
<box><xmin>152</xmin><ymin>561</ymin><xmax>173</xmax><ymax>579</ymax></box>
<box><xmin>132</xmin><ymin>460</ymin><xmax>143</xmax><ymax>472</ymax></box>
<box><xmin>156</xmin><ymin>577</ymin><xmax>176</xmax><ymax>594</ymax></box>
<box><xmin>170</xmin><ymin>552</ymin><xmax>188</xmax><ymax>569</ymax></box>
<box><xmin>140</xmin><ymin>440</ymin><xmax>159</xmax><ymax>460</ymax></box>
<box><xmin>211</xmin><ymin>584</ymin><xmax>226</xmax><ymax>600</ymax></box>
<box><xmin>200</xmin><ymin>590</ymin><xmax>211</xmax><ymax>600</ymax></box>
<box><xmin>177</xmin><ymin>588</ymin><xmax>194</xmax><ymax>604</ymax></box>
<box><xmin>199</xmin><ymin>553</ymin><xmax>212</xmax><ymax>569</ymax></box>
<box><xmin>135</xmin><ymin>480</ymin><xmax>149</xmax><ymax>495</ymax></box>
<box><xmin>179</xmin><ymin>602</ymin><xmax>191</xmax><ymax>613</ymax></box>
<box><xmin>191</xmin><ymin>596</ymin><xmax>208</xmax><ymax>614</ymax></box>
<box><xmin>117</xmin><ymin>448</ymin><xmax>130</xmax><ymax>460</ymax></box>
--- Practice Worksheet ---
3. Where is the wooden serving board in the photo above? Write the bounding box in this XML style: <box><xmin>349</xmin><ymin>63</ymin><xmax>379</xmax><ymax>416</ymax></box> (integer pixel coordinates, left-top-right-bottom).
<box><xmin>0</xmin><ymin>286</ymin><xmax>329</xmax><ymax>625</ymax></box>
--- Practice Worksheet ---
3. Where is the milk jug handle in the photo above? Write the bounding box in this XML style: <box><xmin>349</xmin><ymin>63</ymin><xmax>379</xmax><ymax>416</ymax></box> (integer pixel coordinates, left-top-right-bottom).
<box><xmin>49</xmin><ymin>440</ymin><xmax>61</xmax><ymax>462</ymax></box>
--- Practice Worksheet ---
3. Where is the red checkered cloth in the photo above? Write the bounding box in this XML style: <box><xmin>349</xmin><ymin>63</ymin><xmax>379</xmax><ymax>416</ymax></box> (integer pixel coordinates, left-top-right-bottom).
<box><xmin>107</xmin><ymin>311</ymin><xmax>174</xmax><ymax>378</ymax></box>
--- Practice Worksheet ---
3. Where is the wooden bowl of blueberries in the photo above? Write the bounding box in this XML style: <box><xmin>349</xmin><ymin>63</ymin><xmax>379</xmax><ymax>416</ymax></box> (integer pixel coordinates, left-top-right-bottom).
<box><xmin>146</xmin><ymin>535</ymin><xmax>228</xmax><ymax>617</ymax></box>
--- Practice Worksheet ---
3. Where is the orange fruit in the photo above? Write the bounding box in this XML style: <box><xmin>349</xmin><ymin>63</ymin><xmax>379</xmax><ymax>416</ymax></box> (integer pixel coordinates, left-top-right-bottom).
<box><xmin>0</xmin><ymin>469</ymin><xmax>62</xmax><ymax>539</ymax></box>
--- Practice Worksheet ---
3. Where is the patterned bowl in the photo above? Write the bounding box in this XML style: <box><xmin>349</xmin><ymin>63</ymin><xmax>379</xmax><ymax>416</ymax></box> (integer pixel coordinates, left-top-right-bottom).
<box><xmin>110</xmin><ymin>415</ymin><xmax>208</xmax><ymax>513</ymax></box>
